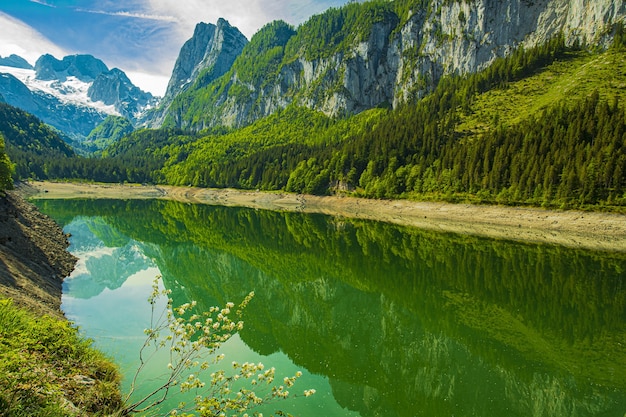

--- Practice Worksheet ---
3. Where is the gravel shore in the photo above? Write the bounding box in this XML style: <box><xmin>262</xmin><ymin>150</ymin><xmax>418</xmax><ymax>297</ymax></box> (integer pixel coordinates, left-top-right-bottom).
<box><xmin>23</xmin><ymin>180</ymin><xmax>626</xmax><ymax>253</ymax></box>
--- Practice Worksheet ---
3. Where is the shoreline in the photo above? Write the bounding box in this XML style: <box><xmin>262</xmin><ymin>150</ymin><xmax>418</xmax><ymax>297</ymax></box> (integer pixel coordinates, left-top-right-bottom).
<box><xmin>21</xmin><ymin>180</ymin><xmax>626</xmax><ymax>253</ymax></box>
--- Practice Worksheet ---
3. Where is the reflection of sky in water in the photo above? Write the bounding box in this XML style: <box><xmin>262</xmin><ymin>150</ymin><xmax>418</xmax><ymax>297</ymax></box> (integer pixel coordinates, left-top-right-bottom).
<box><xmin>60</xmin><ymin>216</ymin><xmax>357</xmax><ymax>416</ymax></box>
<box><xmin>63</xmin><ymin>218</ymin><xmax>156</xmax><ymax>299</ymax></box>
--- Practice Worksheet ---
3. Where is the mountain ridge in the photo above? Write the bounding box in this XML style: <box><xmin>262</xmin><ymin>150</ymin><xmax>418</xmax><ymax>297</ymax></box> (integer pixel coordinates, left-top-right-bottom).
<box><xmin>157</xmin><ymin>0</ymin><xmax>626</xmax><ymax>131</ymax></box>
<box><xmin>0</xmin><ymin>54</ymin><xmax>32</xmax><ymax>69</ymax></box>
<box><xmin>0</xmin><ymin>53</ymin><xmax>154</xmax><ymax>146</ymax></box>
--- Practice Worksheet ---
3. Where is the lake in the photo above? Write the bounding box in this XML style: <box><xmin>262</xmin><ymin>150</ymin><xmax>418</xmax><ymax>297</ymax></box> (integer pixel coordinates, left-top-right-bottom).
<box><xmin>34</xmin><ymin>198</ymin><xmax>626</xmax><ymax>417</ymax></box>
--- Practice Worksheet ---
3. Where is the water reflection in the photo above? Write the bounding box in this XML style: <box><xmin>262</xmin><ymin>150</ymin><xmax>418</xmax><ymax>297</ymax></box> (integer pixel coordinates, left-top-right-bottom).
<box><xmin>36</xmin><ymin>199</ymin><xmax>626</xmax><ymax>417</ymax></box>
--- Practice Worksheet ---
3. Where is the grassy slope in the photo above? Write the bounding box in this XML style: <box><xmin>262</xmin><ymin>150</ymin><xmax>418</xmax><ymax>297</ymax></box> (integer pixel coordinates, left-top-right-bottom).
<box><xmin>0</xmin><ymin>300</ymin><xmax>123</xmax><ymax>416</ymax></box>
<box><xmin>457</xmin><ymin>49</ymin><xmax>626</xmax><ymax>135</ymax></box>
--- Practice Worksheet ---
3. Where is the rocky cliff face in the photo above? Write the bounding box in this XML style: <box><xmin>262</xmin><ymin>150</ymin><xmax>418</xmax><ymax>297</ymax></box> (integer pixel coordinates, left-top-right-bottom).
<box><xmin>88</xmin><ymin>68</ymin><xmax>155</xmax><ymax>119</ymax></box>
<box><xmin>34</xmin><ymin>54</ymin><xmax>109</xmax><ymax>82</ymax></box>
<box><xmin>166</xmin><ymin>18</ymin><xmax>248</xmax><ymax>100</ymax></box>
<box><xmin>162</xmin><ymin>0</ymin><xmax>626</xmax><ymax>130</ymax></box>
<box><xmin>142</xmin><ymin>18</ymin><xmax>248</xmax><ymax>127</ymax></box>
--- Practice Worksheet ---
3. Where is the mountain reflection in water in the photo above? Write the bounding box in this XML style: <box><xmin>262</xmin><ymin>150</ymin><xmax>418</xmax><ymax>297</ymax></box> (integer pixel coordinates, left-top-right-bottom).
<box><xmin>36</xmin><ymin>198</ymin><xmax>626</xmax><ymax>417</ymax></box>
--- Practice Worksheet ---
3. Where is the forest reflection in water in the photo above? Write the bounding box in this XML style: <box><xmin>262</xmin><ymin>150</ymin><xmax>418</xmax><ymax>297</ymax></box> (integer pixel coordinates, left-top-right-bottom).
<box><xmin>35</xmin><ymin>198</ymin><xmax>626</xmax><ymax>417</ymax></box>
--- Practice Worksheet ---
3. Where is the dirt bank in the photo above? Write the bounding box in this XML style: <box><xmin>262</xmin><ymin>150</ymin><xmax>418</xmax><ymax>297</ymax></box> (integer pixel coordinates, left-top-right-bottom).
<box><xmin>23</xmin><ymin>180</ymin><xmax>626</xmax><ymax>253</ymax></box>
<box><xmin>0</xmin><ymin>190</ymin><xmax>76</xmax><ymax>317</ymax></box>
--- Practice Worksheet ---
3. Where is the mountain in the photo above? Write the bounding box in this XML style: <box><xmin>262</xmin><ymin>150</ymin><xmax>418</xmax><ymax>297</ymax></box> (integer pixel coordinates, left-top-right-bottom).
<box><xmin>2</xmin><ymin>0</ymin><xmax>625</xmax><ymax>211</ymax></box>
<box><xmin>96</xmin><ymin>15</ymin><xmax>626</xmax><ymax>209</ymax></box>
<box><xmin>166</xmin><ymin>18</ymin><xmax>248</xmax><ymax>100</ymax></box>
<box><xmin>0</xmin><ymin>54</ymin><xmax>33</xmax><ymax>69</ymax></box>
<box><xmin>158</xmin><ymin>0</ymin><xmax>626</xmax><ymax>131</ymax></box>
<box><xmin>34</xmin><ymin>54</ymin><xmax>108</xmax><ymax>82</ymax></box>
<box><xmin>141</xmin><ymin>18</ymin><xmax>248</xmax><ymax>127</ymax></box>
<box><xmin>88</xmin><ymin>68</ymin><xmax>154</xmax><ymax>119</ymax></box>
<box><xmin>0</xmin><ymin>54</ymin><xmax>154</xmax><ymax>146</ymax></box>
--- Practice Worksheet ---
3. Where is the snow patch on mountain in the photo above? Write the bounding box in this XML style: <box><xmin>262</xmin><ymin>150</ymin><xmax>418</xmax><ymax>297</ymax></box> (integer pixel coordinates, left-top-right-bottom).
<box><xmin>0</xmin><ymin>65</ymin><xmax>119</xmax><ymax>115</ymax></box>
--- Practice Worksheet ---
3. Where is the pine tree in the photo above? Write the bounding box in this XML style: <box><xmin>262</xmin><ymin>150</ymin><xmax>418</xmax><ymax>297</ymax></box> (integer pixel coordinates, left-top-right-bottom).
<box><xmin>0</xmin><ymin>133</ymin><xmax>14</xmax><ymax>191</ymax></box>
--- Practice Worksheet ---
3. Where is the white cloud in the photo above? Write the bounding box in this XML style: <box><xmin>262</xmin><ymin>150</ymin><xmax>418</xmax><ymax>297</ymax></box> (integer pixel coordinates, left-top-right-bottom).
<box><xmin>125</xmin><ymin>70</ymin><xmax>170</xmax><ymax>97</ymax></box>
<box><xmin>75</xmin><ymin>8</ymin><xmax>179</xmax><ymax>23</ymax></box>
<box><xmin>0</xmin><ymin>12</ymin><xmax>68</xmax><ymax>65</ymax></box>
<box><xmin>29</xmin><ymin>0</ymin><xmax>56</xmax><ymax>7</ymax></box>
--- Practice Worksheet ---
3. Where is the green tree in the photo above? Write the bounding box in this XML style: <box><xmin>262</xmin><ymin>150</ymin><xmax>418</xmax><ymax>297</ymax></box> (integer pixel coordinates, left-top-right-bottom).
<box><xmin>123</xmin><ymin>280</ymin><xmax>315</xmax><ymax>416</ymax></box>
<box><xmin>0</xmin><ymin>133</ymin><xmax>14</xmax><ymax>191</ymax></box>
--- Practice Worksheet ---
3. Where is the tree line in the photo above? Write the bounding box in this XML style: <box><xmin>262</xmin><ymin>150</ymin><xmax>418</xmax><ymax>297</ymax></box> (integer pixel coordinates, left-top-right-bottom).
<box><xmin>2</xmin><ymin>30</ymin><xmax>625</xmax><ymax>211</ymax></box>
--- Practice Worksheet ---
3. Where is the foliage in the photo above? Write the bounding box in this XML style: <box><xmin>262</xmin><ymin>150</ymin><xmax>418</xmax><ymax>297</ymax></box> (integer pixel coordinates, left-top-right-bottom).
<box><xmin>85</xmin><ymin>116</ymin><xmax>135</xmax><ymax>154</ymax></box>
<box><xmin>0</xmin><ymin>103</ymin><xmax>74</xmax><ymax>158</ymax></box>
<box><xmin>123</xmin><ymin>279</ymin><xmax>313</xmax><ymax>416</ymax></box>
<box><xmin>0</xmin><ymin>103</ymin><xmax>75</xmax><ymax>180</ymax></box>
<box><xmin>0</xmin><ymin>298</ymin><xmax>122</xmax><ymax>416</ymax></box>
<box><xmin>234</xmin><ymin>20</ymin><xmax>296</xmax><ymax>87</ymax></box>
<box><xmin>150</xmin><ymin>33</ymin><xmax>626</xmax><ymax>210</ymax></box>
<box><xmin>0</xmin><ymin>133</ymin><xmax>14</xmax><ymax>191</ymax></box>
<box><xmin>284</xmin><ymin>0</ymin><xmax>397</xmax><ymax>61</ymax></box>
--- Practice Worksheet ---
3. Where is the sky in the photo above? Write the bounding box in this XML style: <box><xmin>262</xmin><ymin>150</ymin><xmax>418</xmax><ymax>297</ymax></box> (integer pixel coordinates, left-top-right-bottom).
<box><xmin>0</xmin><ymin>0</ymin><xmax>354</xmax><ymax>96</ymax></box>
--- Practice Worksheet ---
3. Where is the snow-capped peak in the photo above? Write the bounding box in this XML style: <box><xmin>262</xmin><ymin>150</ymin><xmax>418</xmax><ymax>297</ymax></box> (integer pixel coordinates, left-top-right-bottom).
<box><xmin>0</xmin><ymin>65</ymin><xmax>120</xmax><ymax>115</ymax></box>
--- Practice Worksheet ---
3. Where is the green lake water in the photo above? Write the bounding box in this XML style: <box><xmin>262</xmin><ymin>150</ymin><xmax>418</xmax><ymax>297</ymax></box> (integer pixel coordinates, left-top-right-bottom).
<box><xmin>34</xmin><ymin>198</ymin><xmax>626</xmax><ymax>417</ymax></box>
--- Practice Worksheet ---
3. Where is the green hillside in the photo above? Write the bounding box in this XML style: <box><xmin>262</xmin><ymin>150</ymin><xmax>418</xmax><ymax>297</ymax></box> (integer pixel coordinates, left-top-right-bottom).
<box><xmin>84</xmin><ymin>115</ymin><xmax>134</xmax><ymax>154</ymax></box>
<box><xmin>146</xmin><ymin>35</ymin><xmax>626</xmax><ymax>210</ymax></box>
<box><xmin>4</xmin><ymin>29</ymin><xmax>626</xmax><ymax>212</ymax></box>
<box><xmin>0</xmin><ymin>133</ymin><xmax>13</xmax><ymax>191</ymax></box>
<box><xmin>0</xmin><ymin>299</ymin><xmax>122</xmax><ymax>415</ymax></box>
<box><xmin>458</xmin><ymin>49</ymin><xmax>626</xmax><ymax>134</ymax></box>
<box><xmin>0</xmin><ymin>103</ymin><xmax>75</xmax><ymax>180</ymax></box>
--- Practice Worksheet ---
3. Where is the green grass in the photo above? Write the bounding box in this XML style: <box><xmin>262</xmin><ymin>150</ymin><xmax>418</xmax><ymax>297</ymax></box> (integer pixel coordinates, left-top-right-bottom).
<box><xmin>457</xmin><ymin>49</ymin><xmax>626</xmax><ymax>134</ymax></box>
<box><xmin>0</xmin><ymin>299</ymin><xmax>123</xmax><ymax>417</ymax></box>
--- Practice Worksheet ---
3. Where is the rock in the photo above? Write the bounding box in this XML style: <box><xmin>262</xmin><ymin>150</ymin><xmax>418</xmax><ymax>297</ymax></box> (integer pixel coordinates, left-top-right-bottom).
<box><xmin>142</xmin><ymin>18</ymin><xmax>248</xmax><ymax>127</ymax></box>
<box><xmin>0</xmin><ymin>189</ymin><xmax>77</xmax><ymax>317</ymax></box>
<box><xmin>88</xmin><ymin>68</ymin><xmax>155</xmax><ymax>119</ymax></box>
<box><xmin>72</xmin><ymin>374</ymin><xmax>96</xmax><ymax>386</ymax></box>
<box><xmin>34</xmin><ymin>54</ymin><xmax>109</xmax><ymax>82</ymax></box>
<box><xmin>158</xmin><ymin>0</ymin><xmax>626</xmax><ymax>130</ymax></box>
<box><xmin>168</xmin><ymin>19</ymin><xmax>248</xmax><ymax>99</ymax></box>
<box><xmin>0</xmin><ymin>54</ymin><xmax>33</xmax><ymax>69</ymax></box>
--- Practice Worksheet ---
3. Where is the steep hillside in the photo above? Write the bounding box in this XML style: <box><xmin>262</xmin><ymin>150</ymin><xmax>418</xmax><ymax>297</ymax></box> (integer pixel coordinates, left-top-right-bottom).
<box><xmin>0</xmin><ymin>102</ymin><xmax>75</xmax><ymax>179</ymax></box>
<box><xmin>102</xmin><ymin>34</ymin><xmax>626</xmax><ymax>210</ymax></box>
<box><xmin>0</xmin><ymin>190</ymin><xmax>76</xmax><ymax>317</ymax></box>
<box><xmin>83</xmin><ymin>115</ymin><xmax>134</xmax><ymax>154</ymax></box>
<box><xmin>159</xmin><ymin>0</ymin><xmax>626</xmax><ymax>130</ymax></box>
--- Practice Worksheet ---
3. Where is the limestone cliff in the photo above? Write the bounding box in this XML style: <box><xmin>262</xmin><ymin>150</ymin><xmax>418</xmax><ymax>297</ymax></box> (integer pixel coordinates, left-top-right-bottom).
<box><xmin>142</xmin><ymin>18</ymin><xmax>248</xmax><ymax>127</ymax></box>
<box><xmin>161</xmin><ymin>0</ymin><xmax>626</xmax><ymax>130</ymax></box>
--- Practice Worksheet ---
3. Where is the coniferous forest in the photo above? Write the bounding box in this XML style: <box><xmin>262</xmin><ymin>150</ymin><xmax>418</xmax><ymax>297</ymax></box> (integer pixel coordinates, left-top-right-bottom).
<box><xmin>2</xmin><ymin>21</ymin><xmax>626</xmax><ymax>211</ymax></box>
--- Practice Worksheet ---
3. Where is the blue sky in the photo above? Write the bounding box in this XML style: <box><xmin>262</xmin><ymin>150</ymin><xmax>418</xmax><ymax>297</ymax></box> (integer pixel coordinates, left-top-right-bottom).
<box><xmin>0</xmin><ymin>0</ymin><xmax>354</xmax><ymax>95</ymax></box>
